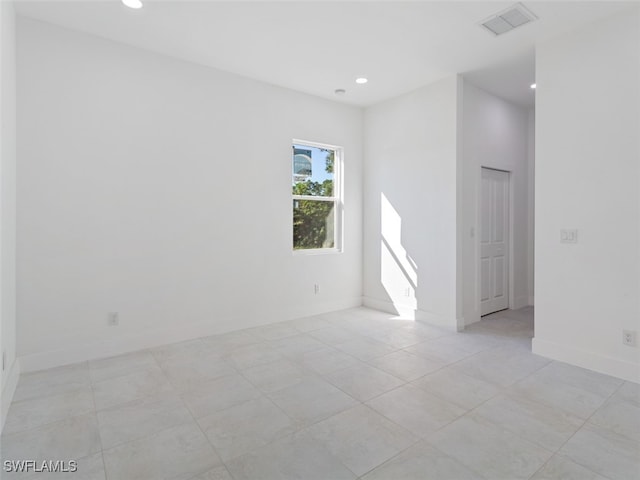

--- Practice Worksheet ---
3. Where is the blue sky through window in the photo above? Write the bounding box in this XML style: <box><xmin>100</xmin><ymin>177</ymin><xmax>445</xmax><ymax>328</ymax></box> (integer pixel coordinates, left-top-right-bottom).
<box><xmin>292</xmin><ymin>144</ymin><xmax>333</xmax><ymax>185</ymax></box>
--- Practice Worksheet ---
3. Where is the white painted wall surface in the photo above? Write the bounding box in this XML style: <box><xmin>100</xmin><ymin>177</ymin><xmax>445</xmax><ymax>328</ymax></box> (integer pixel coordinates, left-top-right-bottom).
<box><xmin>363</xmin><ymin>77</ymin><xmax>459</xmax><ymax>329</ymax></box>
<box><xmin>527</xmin><ymin>109</ymin><xmax>535</xmax><ymax>306</ymax></box>
<box><xmin>534</xmin><ymin>7</ymin><xmax>640</xmax><ymax>382</ymax></box>
<box><xmin>460</xmin><ymin>81</ymin><xmax>530</xmax><ymax>327</ymax></box>
<box><xmin>0</xmin><ymin>0</ymin><xmax>19</xmax><ymax>431</ymax></box>
<box><xmin>16</xmin><ymin>19</ymin><xmax>363</xmax><ymax>371</ymax></box>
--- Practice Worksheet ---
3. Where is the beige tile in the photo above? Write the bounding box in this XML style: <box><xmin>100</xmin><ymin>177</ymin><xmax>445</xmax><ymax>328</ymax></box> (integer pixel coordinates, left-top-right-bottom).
<box><xmin>530</xmin><ymin>455</ymin><xmax>608</xmax><ymax>480</ymax></box>
<box><xmin>559</xmin><ymin>423</ymin><xmax>640</xmax><ymax>480</ymax></box>
<box><xmin>361</xmin><ymin>441</ymin><xmax>483</xmax><ymax>480</ymax></box>
<box><xmin>589</xmin><ymin>389</ymin><xmax>640</xmax><ymax>442</ymax></box>
<box><xmin>268</xmin><ymin>334</ymin><xmax>327</xmax><ymax>359</ymax></box>
<box><xmin>512</xmin><ymin>361</ymin><xmax>623</xmax><ymax>419</ymax></box>
<box><xmin>305</xmin><ymin>405</ymin><xmax>417</xmax><ymax>476</ymax></box>
<box><xmin>92</xmin><ymin>367</ymin><xmax>174</xmax><ymax>410</ymax></box>
<box><xmin>298</xmin><ymin>347</ymin><xmax>360</xmax><ymax>375</ymax></box>
<box><xmin>89</xmin><ymin>351</ymin><xmax>158</xmax><ymax>383</ymax></box>
<box><xmin>3</xmin><ymin>387</ymin><xmax>94</xmax><ymax>434</ymax></box>
<box><xmin>224</xmin><ymin>343</ymin><xmax>285</xmax><ymax>370</ymax></box>
<box><xmin>225</xmin><ymin>431</ymin><xmax>356</xmax><ymax>480</ymax></box>
<box><xmin>16</xmin><ymin>453</ymin><xmax>106</xmax><ymax>480</ymax></box>
<box><xmin>188</xmin><ymin>465</ymin><xmax>234</xmax><ymax>480</ymax></box>
<box><xmin>12</xmin><ymin>363</ymin><xmax>90</xmax><ymax>402</ymax></box>
<box><xmin>97</xmin><ymin>393</ymin><xmax>192</xmax><ymax>449</ymax></box>
<box><xmin>250</xmin><ymin>323</ymin><xmax>300</xmax><ymax>341</ymax></box>
<box><xmin>200</xmin><ymin>331</ymin><xmax>261</xmax><ymax>353</ymax></box>
<box><xmin>197</xmin><ymin>397</ymin><xmax>297</xmax><ymax>461</ymax></box>
<box><xmin>450</xmin><ymin>346</ymin><xmax>550</xmax><ymax>387</ymax></box>
<box><xmin>368</xmin><ymin>350</ymin><xmax>444</xmax><ymax>381</ymax></box>
<box><xmin>367</xmin><ymin>384</ymin><xmax>465</xmax><ymax>437</ymax></box>
<box><xmin>287</xmin><ymin>315</ymin><xmax>333</xmax><ymax>333</ymax></box>
<box><xmin>426</xmin><ymin>414</ymin><xmax>553</xmax><ymax>480</ymax></box>
<box><xmin>240</xmin><ymin>359</ymin><xmax>310</xmax><ymax>393</ymax></box>
<box><xmin>363</xmin><ymin>328</ymin><xmax>428</xmax><ymax>349</ymax></box>
<box><xmin>267</xmin><ymin>377</ymin><xmax>358</xmax><ymax>427</ymax></box>
<box><xmin>405</xmin><ymin>339</ymin><xmax>474</xmax><ymax>365</ymax></box>
<box><xmin>325</xmin><ymin>362</ymin><xmax>404</xmax><ymax>401</ymax></box>
<box><xmin>308</xmin><ymin>326</ymin><xmax>359</xmax><ymax>345</ymax></box>
<box><xmin>102</xmin><ymin>422</ymin><xmax>220</xmax><ymax>480</ymax></box>
<box><xmin>1</xmin><ymin>414</ymin><xmax>101</xmax><ymax>465</ymax></box>
<box><xmin>149</xmin><ymin>339</ymin><xmax>207</xmax><ymax>364</ymax></box>
<box><xmin>336</xmin><ymin>337</ymin><xmax>397</xmax><ymax>361</ymax></box>
<box><xmin>181</xmin><ymin>374</ymin><xmax>262</xmax><ymax>419</ymax></box>
<box><xmin>157</xmin><ymin>351</ymin><xmax>236</xmax><ymax>391</ymax></box>
<box><xmin>473</xmin><ymin>393</ymin><xmax>584</xmax><ymax>451</ymax></box>
<box><xmin>412</xmin><ymin>366</ymin><xmax>500</xmax><ymax>410</ymax></box>
<box><xmin>616</xmin><ymin>381</ymin><xmax>640</xmax><ymax>406</ymax></box>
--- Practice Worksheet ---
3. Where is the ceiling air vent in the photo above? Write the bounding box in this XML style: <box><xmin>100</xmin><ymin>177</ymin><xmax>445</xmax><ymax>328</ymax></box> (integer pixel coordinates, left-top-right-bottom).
<box><xmin>480</xmin><ymin>3</ymin><xmax>537</xmax><ymax>36</ymax></box>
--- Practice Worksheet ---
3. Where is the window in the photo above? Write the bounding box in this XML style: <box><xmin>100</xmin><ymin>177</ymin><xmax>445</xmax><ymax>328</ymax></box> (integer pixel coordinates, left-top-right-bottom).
<box><xmin>292</xmin><ymin>141</ymin><xmax>342</xmax><ymax>252</ymax></box>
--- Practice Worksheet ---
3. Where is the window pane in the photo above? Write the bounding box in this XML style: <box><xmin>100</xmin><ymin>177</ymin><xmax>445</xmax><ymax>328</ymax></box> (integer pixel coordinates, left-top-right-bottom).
<box><xmin>293</xmin><ymin>199</ymin><xmax>335</xmax><ymax>249</ymax></box>
<box><xmin>292</xmin><ymin>144</ymin><xmax>334</xmax><ymax>197</ymax></box>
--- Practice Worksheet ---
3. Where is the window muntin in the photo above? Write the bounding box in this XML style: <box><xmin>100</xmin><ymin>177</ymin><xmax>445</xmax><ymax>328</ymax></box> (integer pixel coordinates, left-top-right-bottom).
<box><xmin>292</xmin><ymin>142</ymin><xmax>341</xmax><ymax>252</ymax></box>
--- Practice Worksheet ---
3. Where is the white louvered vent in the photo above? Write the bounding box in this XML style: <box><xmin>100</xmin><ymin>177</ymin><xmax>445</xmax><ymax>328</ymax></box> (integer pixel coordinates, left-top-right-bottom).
<box><xmin>480</xmin><ymin>3</ymin><xmax>537</xmax><ymax>36</ymax></box>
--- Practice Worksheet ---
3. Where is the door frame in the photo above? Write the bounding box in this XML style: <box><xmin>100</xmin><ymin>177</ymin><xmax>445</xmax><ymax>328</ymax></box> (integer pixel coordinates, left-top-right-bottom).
<box><xmin>478</xmin><ymin>166</ymin><xmax>515</xmax><ymax>316</ymax></box>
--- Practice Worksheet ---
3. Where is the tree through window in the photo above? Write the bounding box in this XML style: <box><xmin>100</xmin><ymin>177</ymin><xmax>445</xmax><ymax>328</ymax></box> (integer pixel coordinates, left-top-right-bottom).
<box><xmin>292</xmin><ymin>142</ymin><xmax>341</xmax><ymax>251</ymax></box>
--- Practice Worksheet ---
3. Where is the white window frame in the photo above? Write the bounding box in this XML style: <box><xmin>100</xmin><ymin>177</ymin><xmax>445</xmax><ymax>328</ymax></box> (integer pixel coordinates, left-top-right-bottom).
<box><xmin>292</xmin><ymin>139</ymin><xmax>343</xmax><ymax>255</ymax></box>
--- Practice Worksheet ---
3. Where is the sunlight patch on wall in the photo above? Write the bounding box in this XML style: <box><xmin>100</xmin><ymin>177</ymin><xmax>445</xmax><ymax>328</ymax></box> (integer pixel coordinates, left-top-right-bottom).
<box><xmin>380</xmin><ymin>193</ymin><xmax>418</xmax><ymax>315</ymax></box>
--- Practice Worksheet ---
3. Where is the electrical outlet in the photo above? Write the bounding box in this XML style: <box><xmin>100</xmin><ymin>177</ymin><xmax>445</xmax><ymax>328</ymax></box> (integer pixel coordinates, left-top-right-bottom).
<box><xmin>404</xmin><ymin>287</ymin><xmax>411</xmax><ymax>297</ymax></box>
<box><xmin>314</xmin><ymin>284</ymin><xmax>320</xmax><ymax>294</ymax></box>
<box><xmin>108</xmin><ymin>312</ymin><xmax>119</xmax><ymax>326</ymax></box>
<box><xmin>623</xmin><ymin>330</ymin><xmax>637</xmax><ymax>347</ymax></box>
<box><xmin>560</xmin><ymin>229</ymin><xmax>578</xmax><ymax>244</ymax></box>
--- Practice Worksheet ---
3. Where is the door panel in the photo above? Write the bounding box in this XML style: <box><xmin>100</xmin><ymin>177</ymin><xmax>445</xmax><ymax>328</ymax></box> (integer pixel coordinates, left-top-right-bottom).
<box><xmin>480</xmin><ymin>168</ymin><xmax>509</xmax><ymax>316</ymax></box>
<box><xmin>480</xmin><ymin>257</ymin><xmax>491</xmax><ymax>302</ymax></box>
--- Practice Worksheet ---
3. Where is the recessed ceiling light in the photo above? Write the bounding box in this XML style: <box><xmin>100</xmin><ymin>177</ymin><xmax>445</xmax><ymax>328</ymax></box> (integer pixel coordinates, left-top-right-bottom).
<box><xmin>355</xmin><ymin>78</ymin><xmax>368</xmax><ymax>85</ymax></box>
<box><xmin>122</xmin><ymin>0</ymin><xmax>143</xmax><ymax>9</ymax></box>
<box><xmin>334</xmin><ymin>89</ymin><xmax>346</xmax><ymax>96</ymax></box>
<box><xmin>530</xmin><ymin>83</ymin><xmax>537</xmax><ymax>89</ymax></box>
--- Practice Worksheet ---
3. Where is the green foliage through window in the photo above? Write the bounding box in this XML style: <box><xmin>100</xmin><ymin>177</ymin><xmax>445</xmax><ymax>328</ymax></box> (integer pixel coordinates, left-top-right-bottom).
<box><xmin>292</xmin><ymin>143</ymin><xmax>339</xmax><ymax>250</ymax></box>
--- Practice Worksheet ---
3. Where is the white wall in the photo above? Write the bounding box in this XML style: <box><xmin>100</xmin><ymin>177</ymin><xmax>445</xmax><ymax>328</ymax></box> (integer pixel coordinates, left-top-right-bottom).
<box><xmin>16</xmin><ymin>18</ymin><xmax>363</xmax><ymax>372</ymax></box>
<box><xmin>534</xmin><ymin>7</ymin><xmax>640</xmax><ymax>382</ymax></box>
<box><xmin>0</xmin><ymin>0</ymin><xmax>19</xmax><ymax>431</ymax></box>
<box><xmin>527</xmin><ymin>109</ymin><xmax>535</xmax><ymax>306</ymax></box>
<box><xmin>363</xmin><ymin>76</ymin><xmax>460</xmax><ymax>329</ymax></box>
<box><xmin>460</xmin><ymin>81</ymin><xmax>530</xmax><ymax>327</ymax></box>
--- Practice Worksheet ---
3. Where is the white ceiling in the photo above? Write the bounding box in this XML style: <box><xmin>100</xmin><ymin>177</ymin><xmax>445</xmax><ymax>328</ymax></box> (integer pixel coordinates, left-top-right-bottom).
<box><xmin>14</xmin><ymin>0</ymin><xmax>637</xmax><ymax>108</ymax></box>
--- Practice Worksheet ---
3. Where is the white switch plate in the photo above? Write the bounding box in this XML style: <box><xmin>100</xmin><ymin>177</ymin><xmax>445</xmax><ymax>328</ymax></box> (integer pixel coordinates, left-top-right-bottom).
<box><xmin>560</xmin><ymin>229</ymin><xmax>578</xmax><ymax>244</ymax></box>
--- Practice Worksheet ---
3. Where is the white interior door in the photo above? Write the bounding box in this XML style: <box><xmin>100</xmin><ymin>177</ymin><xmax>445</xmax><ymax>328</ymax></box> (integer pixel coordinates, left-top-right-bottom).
<box><xmin>480</xmin><ymin>168</ymin><xmax>509</xmax><ymax>316</ymax></box>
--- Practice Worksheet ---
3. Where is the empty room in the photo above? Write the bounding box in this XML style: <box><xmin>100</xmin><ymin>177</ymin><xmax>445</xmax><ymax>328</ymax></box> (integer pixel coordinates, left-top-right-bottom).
<box><xmin>0</xmin><ymin>1</ymin><xmax>639</xmax><ymax>479</ymax></box>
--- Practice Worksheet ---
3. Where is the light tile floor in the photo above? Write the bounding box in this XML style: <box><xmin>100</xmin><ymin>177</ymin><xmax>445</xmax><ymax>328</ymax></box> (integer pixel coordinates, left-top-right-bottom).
<box><xmin>2</xmin><ymin>307</ymin><xmax>639</xmax><ymax>480</ymax></box>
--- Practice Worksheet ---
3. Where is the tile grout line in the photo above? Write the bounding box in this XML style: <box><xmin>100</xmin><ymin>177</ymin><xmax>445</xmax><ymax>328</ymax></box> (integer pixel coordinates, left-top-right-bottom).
<box><xmin>528</xmin><ymin>379</ymin><xmax>629</xmax><ymax>480</ymax></box>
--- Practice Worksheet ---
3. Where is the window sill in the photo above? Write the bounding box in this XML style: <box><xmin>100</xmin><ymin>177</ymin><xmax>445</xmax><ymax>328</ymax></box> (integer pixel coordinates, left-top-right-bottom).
<box><xmin>293</xmin><ymin>248</ymin><xmax>342</xmax><ymax>256</ymax></box>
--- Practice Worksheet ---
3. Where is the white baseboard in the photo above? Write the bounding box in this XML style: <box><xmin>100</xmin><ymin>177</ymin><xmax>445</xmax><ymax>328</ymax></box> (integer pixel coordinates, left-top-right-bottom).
<box><xmin>362</xmin><ymin>297</ymin><xmax>458</xmax><ymax>331</ymax></box>
<box><xmin>19</xmin><ymin>297</ymin><xmax>364</xmax><ymax>373</ymax></box>
<box><xmin>1</xmin><ymin>359</ymin><xmax>20</xmax><ymax>434</ymax></box>
<box><xmin>532</xmin><ymin>337</ymin><xmax>640</xmax><ymax>383</ymax></box>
